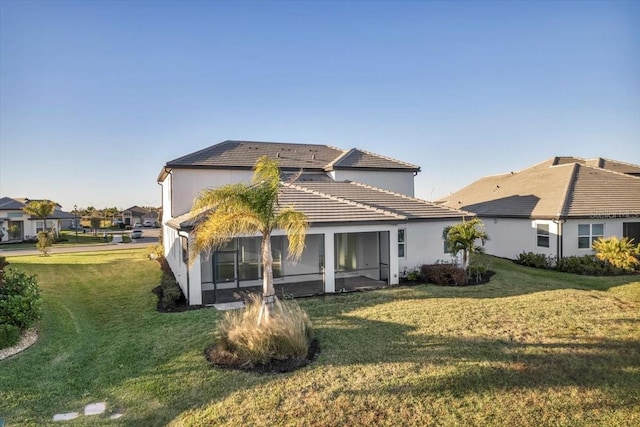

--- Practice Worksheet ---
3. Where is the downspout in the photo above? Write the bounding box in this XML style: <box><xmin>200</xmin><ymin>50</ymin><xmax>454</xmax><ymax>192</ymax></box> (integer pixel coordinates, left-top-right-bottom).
<box><xmin>553</xmin><ymin>218</ymin><xmax>565</xmax><ymax>262</ymax></box>
<box><xmin>178</xmin><ymin>230</ymin><xmax>191</xmax><ymax>304</ymax></box>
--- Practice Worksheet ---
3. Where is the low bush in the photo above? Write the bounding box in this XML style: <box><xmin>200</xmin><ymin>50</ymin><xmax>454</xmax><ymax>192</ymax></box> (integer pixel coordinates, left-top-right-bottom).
<box><xmin>555</xmin><ymin>255</ymin><xmax>623</xmax><ymax>276</ymax></box>
<box><xmin>160</xmin><ymin>272</ymin><xmax>183</xmax><ymax>309</ymax></box>
<box><xmin>420</xmin><ymin>264</ymin><xmax>468</xmax><ymax>286</ymax></box>
<box><xmin>400</xmin><ymin>266</ymin><xmax>420</xmax><ymax>282</ymax></box>
<box><xmin>0</xmin><ymin>255</ymin><xmax>8</xmax><ymax>285</ymax></box>
<box><xmin>0</xmin><ymin>268</ymin><xmax>41</xmax><ymax>331</ymax></box>
<box><xmin>0</xmin><ymin>323</ymin><xmax>21</xmax><ymax>349</ymax></box>
<box><xmin>516</xmin><ymin>251</ymin><xmax>555</xmax><ymax>269</ymax></box>
<box><xmin>208</xmin><ymin>294</ymin><xmax>314</xmax><ymax>370</ymax></box>
<box><xmin>467</xmin><ymin>261</ymin><xmax>489</xmax><ymax>284</ymax></box>
<box><xmin>151</xmin><ymin>255</ymin><xmax>187</xmax><ymax>311</ymax></box>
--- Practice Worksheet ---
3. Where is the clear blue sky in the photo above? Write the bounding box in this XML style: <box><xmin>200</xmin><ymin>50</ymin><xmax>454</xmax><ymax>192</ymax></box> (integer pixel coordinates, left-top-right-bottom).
<box><xmin>1</xmin><ymin>0</ymin><xmax>638</xmax><ymax>211</ymax></box>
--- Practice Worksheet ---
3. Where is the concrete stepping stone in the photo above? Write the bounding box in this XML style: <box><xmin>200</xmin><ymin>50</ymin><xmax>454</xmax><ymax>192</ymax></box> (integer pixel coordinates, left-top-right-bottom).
<box><xmin>84</xmin><ymin>402</ymin><xmax>106</xmax><ymax>416</ymax></box>
<box><xmin>53</xmin><ymin>412</ymin><xmax>79</xmax><ymax>421</ymax></box>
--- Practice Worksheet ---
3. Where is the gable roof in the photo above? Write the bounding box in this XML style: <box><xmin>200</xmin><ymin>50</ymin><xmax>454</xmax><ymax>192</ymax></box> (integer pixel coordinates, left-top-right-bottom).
<box><xmin>327</xmin><ymin>148</ymin><xmax>419</xmax><ymax>170</ymax></box>
<box><xmin>438</xmin><ymin>158</ymin><xmax>640</xmax><ymax>219</ymax></box>
<box><xmin>159</xmin><ymin>140</ymin><xmax>419</xmax><ymax>181</ymax></box>
<box><xmin>123</xmin><ymin>206</ymin><xmax>150</xmax><ymax>215</ymax></box>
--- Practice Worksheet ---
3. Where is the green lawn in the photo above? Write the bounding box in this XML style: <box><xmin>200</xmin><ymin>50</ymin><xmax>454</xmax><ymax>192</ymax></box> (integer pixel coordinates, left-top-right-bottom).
<box><xmin>1</xmin><ymin>251</ymin><xmax>639</xmax><ymax>426</ymax></box>
<box><xmin>0</xmin><ymin>231</ymin><xmax>131</xmax><ymax>251</ymax></box>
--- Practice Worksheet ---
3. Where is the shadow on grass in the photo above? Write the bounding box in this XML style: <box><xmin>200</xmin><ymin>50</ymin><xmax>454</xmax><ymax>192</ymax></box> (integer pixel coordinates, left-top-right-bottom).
<box><xmin>313</xmin><ymin>313</ymin><xmax>640</xmax><ymax>404</ymax></box>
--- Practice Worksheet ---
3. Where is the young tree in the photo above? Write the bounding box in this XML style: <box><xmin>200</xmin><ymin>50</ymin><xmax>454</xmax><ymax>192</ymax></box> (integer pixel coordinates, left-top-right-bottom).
<box><xmin>23</xmin><ymin>200</ymin><xmax>57</xmax><ymax>255</ymax></box>
<box><xmin>90</xmin><ymin>215</ymin><xmax>102</xmax><ymax>237</ymax></box>
<box><xmin>22</xmin><ymin>200</ymin><xmax>56</xmax><ymax>233</ymax></box>
<box><xmin>189</xmin><ymin>156</ymin><xmax>308</xmax><ymax>322</ymax></box>
<box><xmin>443</xmin><ymin>217</ymin><xmax>489</xmax><ymax>270</ymax></box>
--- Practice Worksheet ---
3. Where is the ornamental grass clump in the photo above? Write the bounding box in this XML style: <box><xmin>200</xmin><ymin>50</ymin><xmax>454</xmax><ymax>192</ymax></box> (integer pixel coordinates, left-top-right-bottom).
<box><xmin>208</xmin><ymin>294</ymin><xmax>313</xmax><ymax>370</ymax></box>
<box><xmin>592</xmin><ymin>236</ymin><xmax>640</xmax><ymax>271</ymax></box>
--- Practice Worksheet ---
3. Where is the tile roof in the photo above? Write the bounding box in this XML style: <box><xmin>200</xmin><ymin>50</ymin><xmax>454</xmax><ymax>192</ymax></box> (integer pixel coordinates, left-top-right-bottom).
<box><xmin>167</xmin><ymin>179</ymin><xmax>467</xmax><ymax>231</ymax></box>
<box><xmin>438</xmin><ymin>158</ymin><xmax>640</xmax><ymax>218</ymax></box>
<box><xmin>293</xmin><ymin>181</ymin><xmax>467</xmax><ymax>220</ymax></box>
<box><xmin>327</xmin><ymin>148</ymin><xmax>420</xmax><ymax>171</ymax></box>
<box><xmin>563</xmin><ymin>165</ymin><xmax>640</xmax><ymax>216</ymax></box>
<box><xmin>0</xmin><ymin>197</ymin><xmax>25</xmax><ymax>210</ymax></box>
<box><xmin>161</xmin><ymin>140</ymin><xmax>419</xmax><ymax>179</ymax></box>
<box><xmin>532</xmin><ymin>156</ymin><xmax>640</xmax><ymax>176</ymax></box>
<box><xmin>167</xmin><ymin>183</ymin><xmax>403</xmax><ymax>230</ymax></box>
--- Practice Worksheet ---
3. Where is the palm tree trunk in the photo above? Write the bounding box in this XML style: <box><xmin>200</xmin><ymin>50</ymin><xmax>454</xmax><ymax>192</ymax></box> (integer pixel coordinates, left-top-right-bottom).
<box><xmin>259</xmin><ymin>232</ymin><xmax>276</xmax><ymax>323</ymax></box>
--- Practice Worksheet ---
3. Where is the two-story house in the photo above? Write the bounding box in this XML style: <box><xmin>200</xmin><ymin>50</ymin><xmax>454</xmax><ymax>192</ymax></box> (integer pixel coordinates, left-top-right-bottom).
<box><xmin>158</xmin><ymin>140</ymin><xmax>470</xmax><ymax>306</ymax></box>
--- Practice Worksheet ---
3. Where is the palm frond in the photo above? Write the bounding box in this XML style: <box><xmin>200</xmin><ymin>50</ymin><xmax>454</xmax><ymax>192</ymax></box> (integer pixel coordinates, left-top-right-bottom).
<box><xmin>252</xmin><ymin>156</ymin><xmax>281</xmax><ymax>193</ymax></box>
<box><xmin>189</xmin><ymin>210</ymin><xmax>262</xmax><ymax>263</ymax></box>
<box><xmin>275</xmin><ymin>209</ymin><xmax>308</xmax><ymax>261</ymax></box>
<box><xmin>191</xmin><ymin>184</ymin><xmax>252</xmax><ymax>212</ymax></box>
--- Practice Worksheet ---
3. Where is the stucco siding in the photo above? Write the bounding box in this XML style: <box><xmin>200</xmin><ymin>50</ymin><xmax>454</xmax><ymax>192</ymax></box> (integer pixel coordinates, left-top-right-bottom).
<box><xmin>479</xmin><ymin>218</ymin><xmax>559</xmax><ymax>260</ymax></box>
<box><xmin>170</xmin><ymin>169</ymin><xmax>254</xmax><ymax>216</ymax></box>
<box><xmin>401</xmin><ymin>220</ymin><xmax>462</xmax><ymax>270</ymax></box>
<box><xmin>563</xmin><ymin>218</ymin><xmax>640</xmax><ymax>257</ymax></box>
<box><xmin>329</xmin><ymin>170</ymin><xmax>415</xmax><ymax>196</ymax></box>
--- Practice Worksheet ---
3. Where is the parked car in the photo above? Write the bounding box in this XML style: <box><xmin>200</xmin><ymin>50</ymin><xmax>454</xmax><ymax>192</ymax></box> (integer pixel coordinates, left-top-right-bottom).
<box><xmin>131</xmin><ymin>229</ymin><xmax>143</xmax><ymax>239</ymax></box>
<box><xmin>143</xmin><ymin>220</ymin><xmax>156</xmax><ymax>227</ymax></box>
<box><xmin>133</xmin><ymin>222</ymin><xmax>142</xmax><ymax>229</ymax></box>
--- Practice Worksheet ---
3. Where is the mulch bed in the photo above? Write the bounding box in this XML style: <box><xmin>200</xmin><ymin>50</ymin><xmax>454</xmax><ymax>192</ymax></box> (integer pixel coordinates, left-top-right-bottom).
<box><xmin>205</xmin><ymin>338</ymin><xmax>321</xmax><ymax>374</ymax></box>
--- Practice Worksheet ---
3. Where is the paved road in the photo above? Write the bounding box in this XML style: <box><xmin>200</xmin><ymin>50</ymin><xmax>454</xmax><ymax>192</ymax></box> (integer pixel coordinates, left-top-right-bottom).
<box><xmin>0</xmin><ymin>228</ymin><xmax>160</xmax><ymax>257</ymax></box>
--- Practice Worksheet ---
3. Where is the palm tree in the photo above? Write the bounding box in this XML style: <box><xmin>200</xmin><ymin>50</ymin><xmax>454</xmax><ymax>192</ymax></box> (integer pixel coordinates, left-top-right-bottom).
<box><xmin>23</xmin><ymin>200</ymin><xmax>56</xmax><ymax>233</ymax></box>
<box><xmin>189</xmin><ymin>156</ymin><xmax>308</xmax><ymax>321</ymax></box>
<box><xmin>443</xmin><ymin>217</ymin><xmax>489</xmax><ymax>269</ymax></box>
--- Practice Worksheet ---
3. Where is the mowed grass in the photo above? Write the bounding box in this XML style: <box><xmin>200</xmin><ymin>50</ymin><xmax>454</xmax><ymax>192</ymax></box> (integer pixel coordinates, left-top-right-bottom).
<box><xmin>0</xmin><ymin>251</ymin><xmax>639</xmax><ymax>426</ymax></box>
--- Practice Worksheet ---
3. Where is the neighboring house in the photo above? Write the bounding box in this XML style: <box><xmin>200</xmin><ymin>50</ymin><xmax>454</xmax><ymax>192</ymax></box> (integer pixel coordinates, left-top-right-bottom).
<box><xmin>120</xmin><ymin>206</ymin><xmax>152</xmax><ymax>226</ymax></box>
<box><xmin>158</xmin><ymin>140</ymin><xmax>470</xmax><ymax>305</ymax></box>
<box><xmin>437</xmin><ymin>157</ymin><xmax>640</xmax><ymax>260</ymax></box>
<box><xmin>0</xmin><ymin>197</ymin><xmax>74</xmax><ymax>242</ymax></box>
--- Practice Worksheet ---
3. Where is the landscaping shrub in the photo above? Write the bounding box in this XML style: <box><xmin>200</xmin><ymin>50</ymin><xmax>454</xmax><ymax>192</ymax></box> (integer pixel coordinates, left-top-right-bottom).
<box><xmin>0</xmin><ymin>269</ymin><xmax>42</xmax><ymax>331</ymax></box>
<box><xmin>0</xmin><ymin>255</ymin><xmax>8</xmax><ymax>285</ymax></box>
<box><xmin>400</xmin><ymin>266</ymin><xmax>420</xmax><ymax>282</ymax></box>
<box><xmin>208</xmin><ymin>294</ymin><xmax>313</xmax><ymax>369</ymax></box>
<box><xmin>151</xmin><ymin>255</ymin><xmax>187</xmax><ymax>311</ymax></box>
<box><xmin>467</xmin><ymin>261</ymin><xmax>489</xmax><ymax>284</ymax></box>
<box><xmin>0</xmin><ymin>323</ymin><xmax>21</xmax><ymax>349</ymax></box>
<box><xmin>592</xmin><ymin>236</ymin><xmax>640</xmax><ymax>271</ymax></box>
<box><xmin>516</xmin><ymin>251</ymin><xmax>555</xmax><ymax>269</ymax></box>
<box><xmin>146</xmin><ymin>243</ymin><xmax>164</xmax><ymax>260</ymax></box>
<box><xmin>160</xmin><ymin>271</ymin><xmax>183</xmax><ymax>309</ymax></box>
<box><xmin>555</xmin><ymin>255</ymin><xmax>622</xmax><ymax>276</ymax></box>
<box><xmin>420</xmin><ymin>264</ymin><xmax>468</xmax><ymax>286</ymax></box>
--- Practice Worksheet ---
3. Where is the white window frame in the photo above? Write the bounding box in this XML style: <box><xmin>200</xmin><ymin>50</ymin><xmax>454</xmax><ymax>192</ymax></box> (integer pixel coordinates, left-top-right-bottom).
<box><xmin>536</xmin><ymin>223</ymin><xmax>550</xmax><ymax>248</ymax></box>
<box><xmin>578</xmin><ymin>223</ymin><xmax>604</xmax><ymax>249</ymax></box>
<box><xmin>398</xmin><ymin>228</ymin><xmax>406</xmax><ymax>258</ymax></box>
